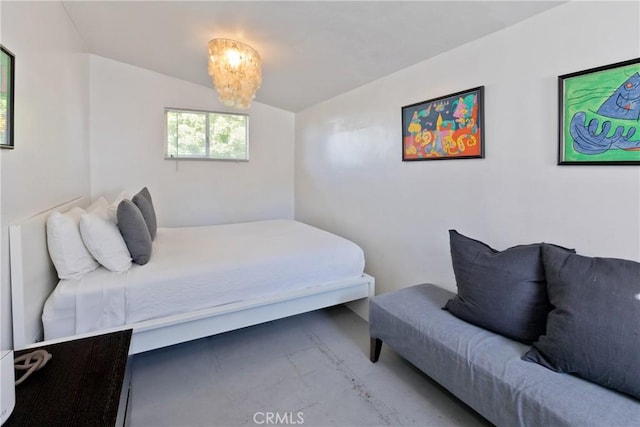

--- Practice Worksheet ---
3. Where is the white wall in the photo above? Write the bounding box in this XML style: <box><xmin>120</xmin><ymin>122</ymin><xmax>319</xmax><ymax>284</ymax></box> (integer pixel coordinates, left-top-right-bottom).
<box><xmin>295</xmin><ymin>1</ymin><xmax>640</xmax><ymax>297</ymax></box>
<box><xmin>90</xmin><ymin>55</ymin><xmax>295</xmax><ymax>227</ymax></box>
<box><xmin>0</xmin><ymin>1</ymin><xmax>90</xmax><ymax>349</ymax></box>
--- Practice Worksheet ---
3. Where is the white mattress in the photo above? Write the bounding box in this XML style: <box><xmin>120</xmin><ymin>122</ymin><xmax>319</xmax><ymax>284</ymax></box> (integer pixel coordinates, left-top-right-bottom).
<box><xmin>43</xmin><ymin>220</ymin><xmax>365</xmax><ymax>340</ymax></box>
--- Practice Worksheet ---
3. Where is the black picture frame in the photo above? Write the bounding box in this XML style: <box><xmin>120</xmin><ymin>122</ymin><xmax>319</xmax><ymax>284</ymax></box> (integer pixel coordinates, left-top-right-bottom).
<box><xmin>0</xmin><ymin>45</ymin><xmax>15</xmax><ymax>149</ymax></box>
<box><xmin>402</xmin><ymin>86</ymin><xmax>484</xmax><ymax>161</ymax></box>
<box><xmin>558</xmin><ymin>58</ymin><xmax>640</xmax><ymax>165</ymax></box>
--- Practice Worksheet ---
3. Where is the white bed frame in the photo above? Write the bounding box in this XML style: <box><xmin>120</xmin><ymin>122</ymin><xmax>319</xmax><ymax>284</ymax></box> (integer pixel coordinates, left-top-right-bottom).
<box><xmin>10</xmin><ymin>196</ymin><xmax>375</xmax><ymax>354</ymax></box>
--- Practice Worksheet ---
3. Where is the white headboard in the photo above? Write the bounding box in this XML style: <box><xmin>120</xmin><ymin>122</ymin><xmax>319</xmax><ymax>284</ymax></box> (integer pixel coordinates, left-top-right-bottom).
<box><xmin>9</xmin><ymin>196</ymin><xmax>89</xmax><ymax>349</ymax></box>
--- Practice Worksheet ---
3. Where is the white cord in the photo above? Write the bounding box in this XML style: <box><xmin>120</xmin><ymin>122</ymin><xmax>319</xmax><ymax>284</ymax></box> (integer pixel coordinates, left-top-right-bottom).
<box><xmin>14</xmin><ymin>349</ymin><xmax>52</xmax><ymax>386</ymax></box>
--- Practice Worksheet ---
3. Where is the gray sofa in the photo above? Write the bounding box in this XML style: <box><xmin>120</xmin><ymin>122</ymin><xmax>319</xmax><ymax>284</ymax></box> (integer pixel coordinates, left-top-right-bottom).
<box><xmin>369</xmin><ymin>283</ymin><xmax>640</xmax><ymax>427</ymax></box>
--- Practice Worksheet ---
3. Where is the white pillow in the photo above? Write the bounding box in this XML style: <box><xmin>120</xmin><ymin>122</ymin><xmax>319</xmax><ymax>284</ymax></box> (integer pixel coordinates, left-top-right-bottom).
<box><xmin>47</xmin><ymin>207</ymin><xmax>100</xmax><ymax>279</ymax></box>
<box><xmin>108</xmin><ymin>191</ymin><xmax>130</xmax><ymax>224</ymax></box>
<box><xmin>79</xmin><ymin>204</ymin><xmax>132</xmax><ymax>272</ymax></box>
<box><xmin>88</xmin><ymin>196</ymin><xmax>109</xmax><ymax>212</ymax></box>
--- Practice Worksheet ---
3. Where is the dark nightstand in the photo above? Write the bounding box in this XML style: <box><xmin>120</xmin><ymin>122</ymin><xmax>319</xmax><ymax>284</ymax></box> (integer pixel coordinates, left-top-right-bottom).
<box><xmin>5</xmin><ymin>329</ymin><xmax>132</xmax><ymax>427</ymax></box>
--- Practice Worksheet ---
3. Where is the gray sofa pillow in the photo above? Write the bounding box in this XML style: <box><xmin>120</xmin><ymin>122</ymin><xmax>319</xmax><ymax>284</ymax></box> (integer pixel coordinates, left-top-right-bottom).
<box><xmin>117</xmin><ymin>199</ymin><xmax>152</xmax><ymax>265</ymax></box>
<box><xmin>132</xmin><ymin>187</ymin><xmax>157</xmax><ymax>240</ymax></box>
<box><xmin>523</xmin><ymin>245</ymin><xmax>640</xmax><ymax>400</ymax></box>
<box><xmin>443</xmin><ymin>230</ymin><xmax>571</xmax><ymax>344</ymax></box>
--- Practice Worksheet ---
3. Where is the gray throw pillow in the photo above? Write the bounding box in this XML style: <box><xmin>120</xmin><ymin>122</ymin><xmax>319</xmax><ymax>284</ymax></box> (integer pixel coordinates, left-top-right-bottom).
<box><xmin>117</xmin><ymin>199</ymin><xmax>152</xmax><ymax>265</ymax></box>
<box><xmin>132</xmin><ymin>187</ymin><xmax>157</xmax><ymax>240</ymax></box>
<box><xmin>522</xmin><ymin>245</ymin><xmax>640</xmax><ymax>400</ymax></box>
<box><xmin>443</xmin><ymin>230</ymin><xmax>572</xmax><ymax>344</ymax></box>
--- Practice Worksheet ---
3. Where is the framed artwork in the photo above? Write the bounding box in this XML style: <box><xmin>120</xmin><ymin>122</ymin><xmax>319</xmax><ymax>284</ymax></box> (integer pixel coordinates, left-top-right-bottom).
<box><xmin>402</xmin><ymin>86</ymin><xmax>484</xmax><ymax>161</ymax></box>
<box><xmin>0</xmin><ymin>45</ymin><xmax>15</xmax><ymax>149</ymax></box>
<box><xmin>558</xmin><ymin>58</ymin><xmax>640</xmax><ymax>165</ymax></box>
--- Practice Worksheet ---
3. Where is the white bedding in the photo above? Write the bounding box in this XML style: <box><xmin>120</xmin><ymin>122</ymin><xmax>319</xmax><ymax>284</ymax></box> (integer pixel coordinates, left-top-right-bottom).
<box><xmin>42</xmin><ymin>220</ymin><xmax>365</xmax><ymax>340</ymax></box>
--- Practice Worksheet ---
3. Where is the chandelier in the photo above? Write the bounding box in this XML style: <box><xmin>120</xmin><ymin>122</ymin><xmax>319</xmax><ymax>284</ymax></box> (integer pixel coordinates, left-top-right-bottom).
<box><xmin>207</xmin><ymin>39</ymin><xmax>262</xmax><ymax>109</ymax></box>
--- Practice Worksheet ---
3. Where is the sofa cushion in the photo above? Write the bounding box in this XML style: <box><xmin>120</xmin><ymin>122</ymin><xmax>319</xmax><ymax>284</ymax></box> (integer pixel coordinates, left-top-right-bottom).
<box><xmin>523</xmin><ymin>245</ymin><xmax>640</xmax><ymax>400</ymax></box>
<box><xmin>370</xmin><ymin>284</ymin><xmax>640</xmax><ymax>426</ymax></box>
<box><xmin>444</xmin><ymin>230</ymin><xmax>572</xmax><ymax>343</ymax></box>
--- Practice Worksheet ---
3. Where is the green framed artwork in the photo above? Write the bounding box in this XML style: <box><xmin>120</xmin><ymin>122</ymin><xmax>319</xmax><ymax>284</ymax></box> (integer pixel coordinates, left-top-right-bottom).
<box><xmin>0</xmin><ymin>45</ymin><xmax>15</xmax><ymax>149</ymax></box>
<box><xmin>558</xmin><ymin>58</ymin><xmax>640</xmax><ymax>165</ymax></box>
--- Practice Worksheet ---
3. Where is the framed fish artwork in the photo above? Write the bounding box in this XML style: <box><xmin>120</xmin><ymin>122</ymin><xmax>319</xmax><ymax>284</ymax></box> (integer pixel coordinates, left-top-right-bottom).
<box><xmin>401</xmin><ymin>86</ymin><xmax>484</xmax><ymax>161</ymax></box>
<box><xmin>558</xmin><ymin>58</ymin><xmax>640</xmax><ymax>165</ymax></box>
<box><xmin>0</xmin><ymin>45</ymin><xmax>14</xmax><ymax>149</ymax></box>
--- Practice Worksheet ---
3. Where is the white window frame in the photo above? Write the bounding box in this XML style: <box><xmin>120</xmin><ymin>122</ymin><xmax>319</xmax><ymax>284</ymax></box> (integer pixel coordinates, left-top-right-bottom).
<box><xmin>164</xmin><ymin>108</ymin><xmax>249</xmax><ymax>161</ymax></box>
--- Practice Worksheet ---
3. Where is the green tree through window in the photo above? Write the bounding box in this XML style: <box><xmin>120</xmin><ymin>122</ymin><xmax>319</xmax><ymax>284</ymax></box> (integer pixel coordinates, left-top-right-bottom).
<box><xmin>166</xmin><ymin>109</ymin><xmax>248</xmax><ymax>160</ymax></box>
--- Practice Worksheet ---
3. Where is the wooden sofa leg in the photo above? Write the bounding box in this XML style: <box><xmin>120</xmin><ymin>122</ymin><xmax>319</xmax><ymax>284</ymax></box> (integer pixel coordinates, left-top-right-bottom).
<box><xmin>370</xmin><ymin>337</ymin><xmax>382</xmax><ymax>363</ymax></box>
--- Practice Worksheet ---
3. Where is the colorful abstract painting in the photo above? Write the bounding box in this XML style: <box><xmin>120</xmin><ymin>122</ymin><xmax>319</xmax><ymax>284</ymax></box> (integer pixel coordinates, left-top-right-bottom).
<box><xmin>559</xmin><ymin>58</ymin><xmax>640</xmax><ymax>165</ymax></box>
<box><xmin>402</xmin><ymin>86</ymin><xmax>484</xmax><ymax>161</ymax></box>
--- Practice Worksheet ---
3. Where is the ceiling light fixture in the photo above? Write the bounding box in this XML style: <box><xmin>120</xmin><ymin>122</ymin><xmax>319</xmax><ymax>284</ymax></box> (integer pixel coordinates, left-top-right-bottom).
<box><xmin>207</xmin><ymin>38</ymin><xmax>262</xmax><ymax>109</ymax></box>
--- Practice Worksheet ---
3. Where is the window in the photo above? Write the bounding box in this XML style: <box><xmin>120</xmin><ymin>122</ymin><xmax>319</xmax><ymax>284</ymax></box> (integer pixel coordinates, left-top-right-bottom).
<box><xmin>165</xmin><ymin>108</ymin><xmax>249</xmax><ymax>160</ymax></box>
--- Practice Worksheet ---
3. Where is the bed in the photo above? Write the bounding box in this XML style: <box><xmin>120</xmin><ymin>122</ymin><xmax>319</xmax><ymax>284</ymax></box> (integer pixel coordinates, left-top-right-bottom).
<box><xmin>10</xmin><ymin>196</ymin><xmax>375</xmax><ymax>355</ymax></box>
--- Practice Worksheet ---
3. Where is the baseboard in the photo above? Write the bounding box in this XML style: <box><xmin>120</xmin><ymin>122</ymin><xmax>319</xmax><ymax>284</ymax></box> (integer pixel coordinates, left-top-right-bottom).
<box><xmin>346</xmin><ymin>298</ymin><xmax>369</xmax><ymax>322</ymax></box>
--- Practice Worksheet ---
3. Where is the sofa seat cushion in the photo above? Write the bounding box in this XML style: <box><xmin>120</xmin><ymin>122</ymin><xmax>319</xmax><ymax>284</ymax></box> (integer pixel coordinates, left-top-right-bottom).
<box><xmin>369</xmin><ymin>284</ymin><xmax>640</xmax><ymax>427</ymax></box>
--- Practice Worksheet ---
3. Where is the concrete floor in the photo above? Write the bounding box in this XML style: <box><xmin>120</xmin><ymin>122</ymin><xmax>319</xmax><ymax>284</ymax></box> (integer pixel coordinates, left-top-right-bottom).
<box><xmin>127</xmin><ymin>306</ymin><xmax>491</xmax><ymax>427</ymax></box>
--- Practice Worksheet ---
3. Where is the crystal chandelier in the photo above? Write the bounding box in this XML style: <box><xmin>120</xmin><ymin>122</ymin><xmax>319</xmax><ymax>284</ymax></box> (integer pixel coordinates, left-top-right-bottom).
<box><xmin>208</xmin><ymin>39</ymin><xmax>262</xmax><ymax>109</ymax></box>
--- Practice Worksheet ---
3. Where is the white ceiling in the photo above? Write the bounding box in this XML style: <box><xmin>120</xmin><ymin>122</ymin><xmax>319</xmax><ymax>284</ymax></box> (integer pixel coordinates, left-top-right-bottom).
<box><xmin>62</xmin><ymin>1</ymin><xmax>564</xmax><ymax>112</ymax></box>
